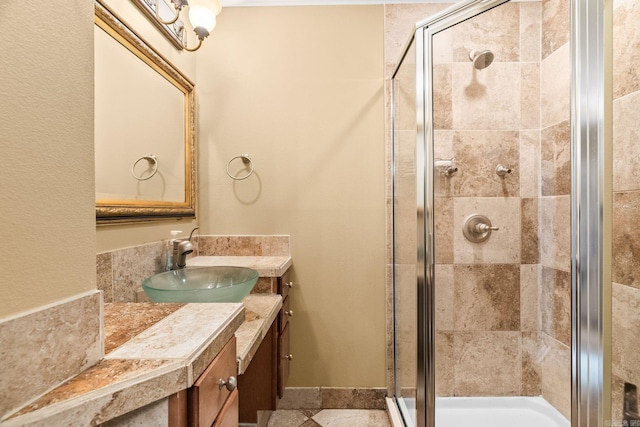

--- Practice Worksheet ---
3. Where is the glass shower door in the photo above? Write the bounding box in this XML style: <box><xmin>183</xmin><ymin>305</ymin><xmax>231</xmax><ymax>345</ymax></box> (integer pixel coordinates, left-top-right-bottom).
<box><xmin>392</xmin><ymin>38</ymin><xmax>418</xmax><ymax>427</ymax></box>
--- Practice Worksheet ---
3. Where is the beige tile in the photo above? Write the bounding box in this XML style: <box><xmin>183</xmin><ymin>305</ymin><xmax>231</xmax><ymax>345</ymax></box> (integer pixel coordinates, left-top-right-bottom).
<box><xmin>613</xmin><ymin>191</ymin><xmax>640</xmax><ymax>289</ymax></box>
<box><xmin>393</xmin><ymin>201</ymin><xmax>417</xmax><ymax>266</ymax></box>
<box><xmin>321</xmin><ymin>388</ymin><xmax>387</xmax><ymax>410</ymax></box>
<box><xmin>612</xmin><ymin>283</ymin><xmax>640</xmax><ymax>386</ymax></box>
<box><xmin>433</xmin><ymin>24</ymin><xmax>454</xmax><ymax>65</ymax></box>
<box><xmin>434</xmin><ymin>131</ymin><xmax>455</xmax><ymax>198</ymax></box>
<box><xmin>198</xmin><ymin>235</ymin><xmax>263</xmax><ymax>256</ymax></box>
<box><xmin>453</xmin><ymin>331</ymin><xmax>522</xmax><ymax>396</ymax></box>
<box><xmin>434</xmin><ymin>197</ymin><xmax>454</xmax><ymax>264</ymax></box>
<box><xmin>312</xmin><ymin>409</ymin><xmax>390</xmax><ymax>427</ymax></box>
<box><xmin>453</xmin><ymin>264</ymin><xmax>520</xmax><ymax>331</ymax></box>
<box><xmin>522</xmin><ymin>331</ymin><xmax>542</xmax><ymax>396</ymax></box>
<box><xmin>542</xmin><ymin>0</ymin><xmax>570</xmax><ymax>60</ymax></box>
<box><xmin>541</xmin><ymin>120</ymin><xmax>571</xmax><ymax>196</ymax></box>
<box><xmin>267</xmin><ymin>410</ymin><xmax>309</xmax><ymax>427</ymax></box>
<box><xmin>0</xmin><ymin>292</ymin><xmax>102</xmax><ymax>418</ymax></box>
<box><xmin>539</xmin><ymin>332</ymin><xmax>571</xmax><ymax>419</ymax></box>
<box><xmin>453</xmin><ymin>197</ymin><xmax>521</xmax><ymax>264</ymax></box>
<box><xmin>540</xmin><ymin>43</ymin><xmax>570</xmax><ymax>128</ymax></box>
<box><xmin>436</xmin><ymin>332</ymin><xmax>454</xmax><ymax>396</ymax></box>
<box><xmin>520</xmin><ymin>264</ymin><xmax>539</xmax><ymax>332</ymax></box>
<box><xmin>435</xmin><ymin>264</ymin><xmax>454</xmax><ymax>331</ymax></box>
<box><xmin>519</xmin><ymin>130</ymin><xmax>540</xmax><ymax>198</ymax></box>
<box><xmin>394</xmin><ymin>263</ymin><xmax>417</xmax><ymax>390</ymax></box>
<box><xmin>539</xmin><ymin>195</ymin><xmax>571</xmax><ymax>271</ymax></box>
<box><xmin>520</xmin><ymin>2</ymin><xmax>541</xmax><ymax>63</ymax></box>
<box><xmin>613</xmin><ymin>0</ymin><xmax>640</xmax><ymax>98</ymax></box>
<box><xmin>101</xmin><ymin>398</ymin><xmax>168</xmax><ymax>427</ymax></box>
<box><xmin>112</xmin><ymin>246</ymin><xmax>144</xmax><ymax>303</ymax></box>
<box><xmin>451</xmin><ymin>63</ymin><xmax>521</xmax><ymax>130</ymax></box>
<box><xmin>394</xmin><ymin>73</ymin><xmax>417</xmax><ymax>132</ymax></box>
<box><xmin>540</xmin><ymin>267</ymin><xmax>571</xmax><ymax>346</ymax></box>
<box><xmin>613</xmin><ymin>93</ymin><xmax>640</xmax><ymax>192</ymax></box>
<box><xmin>384</xmin><ymin>4</ymin><xmax>453</xmax><ymax>66</ymax></box>
<box><xmin>452</xmin><ymin>131</ymin><xmax>520</xmax><ymax>197</ymax></box>
<box><xmin>611</xmin><ymin>374</ymin><xmax>626</xmax><ymax>426</ymax></box>
<box><xmin>521</xmin><ymin>198</ymin><xmax>539</xmax><ymax>264</ymax></box>
<box><xmin>433</xmin><ymin>64</ymin><xmax>452</xmax><ymax>130</ymax></box>
<box><xmin>97</xmin><ymin>252</ymin><xmax>113</xmax><ymax>303</ymax></box>
<box><xmin>521</xmin><ymin>63</ymin><xmax>540</xmax><ymax>129</ymax></box>
<box><xmin>452</xmin><ymin>2</ymin><xmax>521</xmax><ymax>63</ymax></box>
<box><xmin>278</xmin><ymin>388</ymin><xmax>322</xmax><ymax>410</ymax></box>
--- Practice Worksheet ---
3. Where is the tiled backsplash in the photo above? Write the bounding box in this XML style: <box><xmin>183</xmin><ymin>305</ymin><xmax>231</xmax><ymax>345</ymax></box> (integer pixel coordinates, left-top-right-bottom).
<box><xmin>0</xmin><ymin>291</ymin><xmax>102</xmax><ymax>420</ymax></box>
<box><xmin>97</xmin><ymin>235</ymin><xmax>290</xmax><ymax>303</ymax></box>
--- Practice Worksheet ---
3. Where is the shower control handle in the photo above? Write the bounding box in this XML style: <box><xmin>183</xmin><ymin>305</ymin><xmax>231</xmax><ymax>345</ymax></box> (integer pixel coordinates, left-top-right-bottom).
<box><xmin>463</xmin><ymin>214</ymin><xmax>498</xmax><ymax>243</ymax></box>
<box><xmin>474</xmin><ymin>223</ymin><xmax>499</xmax><ymax>233</ymax></box>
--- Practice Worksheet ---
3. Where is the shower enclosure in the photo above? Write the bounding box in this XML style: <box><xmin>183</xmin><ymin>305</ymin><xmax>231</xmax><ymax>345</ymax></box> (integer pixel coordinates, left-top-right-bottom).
<box><xmin>390</xmin><ymin>0</ymin><xmax>606</xmax><ymax>426</ymax></box>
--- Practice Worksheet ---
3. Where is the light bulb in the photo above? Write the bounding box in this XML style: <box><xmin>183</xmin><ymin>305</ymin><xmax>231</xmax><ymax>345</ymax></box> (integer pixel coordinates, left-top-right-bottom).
<box><xmin>188</xmin><ymin>0</ymin><xmax>221</xmax><ymax>34</ymax></box>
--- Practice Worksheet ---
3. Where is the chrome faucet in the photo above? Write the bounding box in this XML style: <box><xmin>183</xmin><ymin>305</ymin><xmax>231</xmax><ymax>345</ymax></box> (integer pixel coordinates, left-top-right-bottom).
<box><xmin>171</xmin><ymin>226</ymin><xmax>199</xmax><ymax>270</ymax></box>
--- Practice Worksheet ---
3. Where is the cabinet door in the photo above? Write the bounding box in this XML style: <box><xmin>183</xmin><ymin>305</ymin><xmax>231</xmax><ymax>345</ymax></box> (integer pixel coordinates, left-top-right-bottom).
<box><xmin>189</xmin><ymin>338</ymin><xmax>237</xmax><ymax>427</ymax></box>
<box><xmin>279</xmin><ymin>295</ymin><xmax>291</xmax><ymax>333</ymax></box>
<box><xmin>278</xmin><ymin>269</ymin><xmax>292</xmax><ymax>300</ymax></box>
<box><xmin>278</xmin><ymin>322</ymin><xmax>291</xmax><ymax>399</ymax></box>
<box><xmin>212</xmin><ymin>389</ymin><xmax>238</xmax><ymax>427</ymax></box>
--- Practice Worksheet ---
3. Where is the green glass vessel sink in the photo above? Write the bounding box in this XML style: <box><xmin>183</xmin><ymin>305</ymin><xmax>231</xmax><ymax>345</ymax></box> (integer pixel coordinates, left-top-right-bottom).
<box><xmin>142</xmin><ymin>266</ymin><xmax>259</xmax><ymax>303</ymax></box>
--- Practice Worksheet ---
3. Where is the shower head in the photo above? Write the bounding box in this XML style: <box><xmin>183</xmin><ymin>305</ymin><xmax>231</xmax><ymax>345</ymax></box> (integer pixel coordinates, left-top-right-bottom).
<box><xmin>469</xmin><ymin>49</ymin><xmax>494</xmax><ymax>70</ymax></box>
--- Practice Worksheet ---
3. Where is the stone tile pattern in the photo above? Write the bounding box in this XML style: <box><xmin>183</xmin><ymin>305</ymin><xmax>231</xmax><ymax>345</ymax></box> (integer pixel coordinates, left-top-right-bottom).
<box><xmin>384</xmin><ymin>1</ymin><xmax>572</xmax><ymax>417</ymax></box>
<box><xmin>0</xmin><ymin>291</ymin><xmax>102</xmax><ymax>420</ymax></box>
<box><xmin>97</xmin><ymin>235</ymin><xmax>290</xmax><ymax>302</ymax></box>
<box><xmin>612</xmin><ymin>0</ymin><xmax>640</xmax><ymax>425</ymax></box>
<box><xmin>267</xmin><ymin>409</ymin><xmax>390</xmax><ymax>427</ymax></box>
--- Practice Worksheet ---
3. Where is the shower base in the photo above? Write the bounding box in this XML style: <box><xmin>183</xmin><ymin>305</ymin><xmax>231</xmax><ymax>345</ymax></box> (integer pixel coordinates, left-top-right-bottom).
<box><xmin>389</xmin><ymin>396</ymin><xmax>569</xmax><ymax>427</ymax></box>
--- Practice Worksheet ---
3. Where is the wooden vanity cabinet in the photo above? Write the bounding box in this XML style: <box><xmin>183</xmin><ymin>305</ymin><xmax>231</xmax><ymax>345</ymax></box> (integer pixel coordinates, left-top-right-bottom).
<box><xmin>238</xmin><ymin>269</ymin><xmax>293</xmax><ymax>423</ymax></box>
<box><xmin>169</xmin><ymin>337</ymin><xmax>238</xmax><ymax>427</ymax></box>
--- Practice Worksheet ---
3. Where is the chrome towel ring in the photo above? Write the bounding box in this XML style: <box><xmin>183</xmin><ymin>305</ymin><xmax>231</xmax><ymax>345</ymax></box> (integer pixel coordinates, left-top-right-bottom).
<box><xmin>226</xmin><ymin>154</ymin><xmax>254</xmax><ymax>180</ymax></box>
<box><xmin>131</xmin><ymin>155</ymin><xmax>159</xmax><ymax>181</ymax></box>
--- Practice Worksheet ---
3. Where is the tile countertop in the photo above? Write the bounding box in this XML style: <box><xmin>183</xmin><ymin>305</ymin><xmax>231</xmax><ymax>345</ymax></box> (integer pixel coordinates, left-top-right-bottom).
<box><xmin>3</xmin><ymin>295</ymin><xmax>283</xmax><ymax>427</ymax></box>
<box><xmin>188</xmin><ymin>255</ymin><xmax>292</xmax><ymax>277</ymax></box>
<box><xmin>3</xmin><ymin>302</ymin><xmax>244</xmax><ymax>427</ymax></box>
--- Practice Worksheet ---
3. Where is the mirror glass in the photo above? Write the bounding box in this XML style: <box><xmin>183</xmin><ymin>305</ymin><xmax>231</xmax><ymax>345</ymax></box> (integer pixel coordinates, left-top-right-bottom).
<box><xmin>94</xmin><ymin>2</ymin><xmax>195</xmax><ymax>223</ymax></box>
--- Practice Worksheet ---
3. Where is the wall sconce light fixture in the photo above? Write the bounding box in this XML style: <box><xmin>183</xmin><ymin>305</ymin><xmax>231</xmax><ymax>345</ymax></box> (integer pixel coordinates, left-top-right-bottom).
<box><xmin>151</xmin><ymin>0</ymin><xmax>221</xmax><ymax>51</ymax></box>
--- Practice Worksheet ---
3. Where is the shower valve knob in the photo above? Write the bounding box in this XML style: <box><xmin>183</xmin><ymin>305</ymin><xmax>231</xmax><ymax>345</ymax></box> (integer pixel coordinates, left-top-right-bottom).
<box><xmin>463</xmin><ymin>214</ymin><xmax>498</xmax><ymax>243</ymax></box>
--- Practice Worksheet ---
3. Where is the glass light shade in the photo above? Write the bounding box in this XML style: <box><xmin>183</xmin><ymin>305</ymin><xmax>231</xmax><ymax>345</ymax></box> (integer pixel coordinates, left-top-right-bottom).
<box><xmin>188</xmin><ymin>0</ymin><xmax>221</xmax><ymax>33</ymax></box>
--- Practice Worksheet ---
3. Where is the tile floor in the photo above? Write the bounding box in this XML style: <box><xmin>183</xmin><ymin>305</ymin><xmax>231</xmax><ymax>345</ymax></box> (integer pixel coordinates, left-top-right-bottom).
<box><xmin>266</xmin><ymin>409</ymin><xmax>391</xmax><ymax>427</ymax></box>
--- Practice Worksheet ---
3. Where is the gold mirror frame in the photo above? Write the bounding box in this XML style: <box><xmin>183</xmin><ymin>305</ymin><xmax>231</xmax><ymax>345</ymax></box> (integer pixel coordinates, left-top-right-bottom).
<box><xmin>95</xmin><ymin>2</ymin><xmax>196</xmax><ymax>224</ymax></box>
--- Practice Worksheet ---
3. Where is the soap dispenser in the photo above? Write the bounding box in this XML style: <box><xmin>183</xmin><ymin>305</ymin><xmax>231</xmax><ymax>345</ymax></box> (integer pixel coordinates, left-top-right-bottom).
<box><xmin>162</xmin><ymin>230</ymin><xmax>182</xmax><ymax>271</ymax></box>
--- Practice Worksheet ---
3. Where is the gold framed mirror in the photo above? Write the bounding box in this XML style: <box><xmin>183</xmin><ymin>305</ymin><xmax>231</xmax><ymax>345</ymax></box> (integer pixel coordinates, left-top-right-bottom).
<box><xmin>94</xmin><ymin>2</ymin><xmax>196</xmax><ymax>224</ymax></box>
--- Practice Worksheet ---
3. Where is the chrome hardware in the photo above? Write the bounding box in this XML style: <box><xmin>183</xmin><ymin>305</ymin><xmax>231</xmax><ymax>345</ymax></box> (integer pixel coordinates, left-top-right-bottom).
<box><xmin>435</xmin><ymin>158</ymin><xmax>458</xmax><ymax>177</ymax></box>
<box><xmin>496</xmin><ymin>164</ymin><xmax>512</xmax><ymax>177</ymax></box>
<box><xmin>284</xmin><ymin>281</ymin><xmax>294</xmax><ymax>288</ymax></box>
<box><xmin>218</xmin><ymin>376</ymin><xmax>237</xmax><ymax>391</ymax></box>
<box><xmin>462</xmin><ymin>214</ymin><xmax>499</xmax><ymax>243</ymax></box>
<box><xmin>284</xmin><ymin>309</ymin><xmax>293</xmax><ymax>317</ymax></box>
<box><xmin>283</xmin><ymin>354</ymin><xmax>293</xmax><ymax>360</ymax></box>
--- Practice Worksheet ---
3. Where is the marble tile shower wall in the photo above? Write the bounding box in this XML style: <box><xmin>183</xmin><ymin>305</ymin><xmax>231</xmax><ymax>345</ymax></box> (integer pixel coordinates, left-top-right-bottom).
<box><xmin>97</xmin><ymin>236</ymin><xmax>290</xmax><ymax>302</ymax></box>
<box><xmin>611</xmin><ymin>0</ymin><xmax>640</xmax><ymax>423</ymax></box>
<box><xmin>430</xmin><ymin>1</ymin><xmax>545</xmax><ymax>401</ymax></box>
<box><xmin>385</xmin><ymin>0</ymin><xmax>572</xmax><ymax>418</ymax></box>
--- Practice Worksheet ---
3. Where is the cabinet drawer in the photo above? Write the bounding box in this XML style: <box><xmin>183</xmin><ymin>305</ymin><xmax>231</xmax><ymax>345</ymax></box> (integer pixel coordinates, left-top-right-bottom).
<box><xmin>278</xmin><ymin>322</ymin><xmax>291</xmax><ymax>399</ymax></box>
<box><xmin>212</xmin><ymin>389</ymin><xmax>238</xmax><ymax>427</ymax></box>
<box><xmin>189</xmin><ymin>338</ymin><xmax>237</xmax><ymax>427</ymax></box>
<box><xmin>279</xmin><ymin>295</ymin><xmax>292</xmax><ymax>333</ymax></box>
<box><xmin>278</xmin><ymin>269</ymin><xmax>292</xmax><ymax>299</ymax></box>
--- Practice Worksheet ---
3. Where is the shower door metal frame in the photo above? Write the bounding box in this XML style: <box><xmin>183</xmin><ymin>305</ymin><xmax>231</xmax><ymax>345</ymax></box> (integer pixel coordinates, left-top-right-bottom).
<box><xmin>391</xmin><ymin>0</ymin><xmax>607</xmax><ymax>426</ymax></box>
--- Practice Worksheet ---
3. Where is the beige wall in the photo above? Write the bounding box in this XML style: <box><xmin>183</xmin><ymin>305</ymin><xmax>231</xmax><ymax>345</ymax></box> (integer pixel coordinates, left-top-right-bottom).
<box><xmin>0</xmin><ymin>3</ymin><xmax>96</xmax><ymax>318</ymax></box>
<box><xmin>96</xmin><ymin>0</ymin><xmax>198</xmax><ymax>253</ymax></box>
<box><xmin>196</xmin><ymin>6</ymin><xmax>386</xmax><ymax>387</ymax></box>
